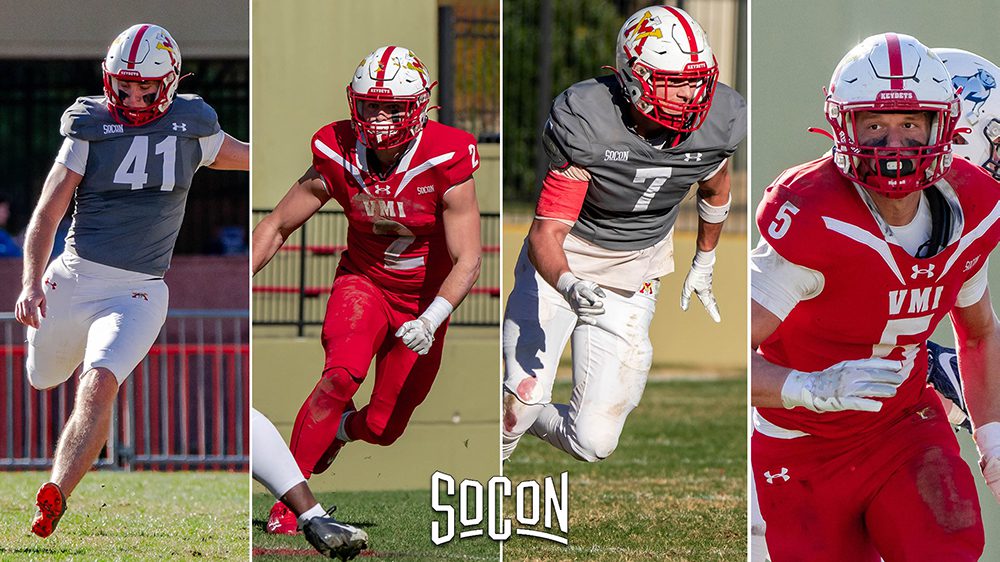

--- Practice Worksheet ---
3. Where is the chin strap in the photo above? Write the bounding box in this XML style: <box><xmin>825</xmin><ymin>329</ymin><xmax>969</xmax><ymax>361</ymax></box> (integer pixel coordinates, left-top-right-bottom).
<box><xmin>807</xmin><ymin>127</ymin><xmax>835</xmax><ymax>141</ymax></box>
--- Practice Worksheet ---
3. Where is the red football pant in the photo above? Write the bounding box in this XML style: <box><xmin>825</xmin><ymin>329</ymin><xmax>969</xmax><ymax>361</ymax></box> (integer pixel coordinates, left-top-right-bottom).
<box><xmin>752</xmin><ymin>391</ymin><xmax>984</xmax><ymax>562</ymax></box>
<box><xmin>289</xmin><ymin>273</ymin><xmax>447</xmax><ymax>478</ymax></box>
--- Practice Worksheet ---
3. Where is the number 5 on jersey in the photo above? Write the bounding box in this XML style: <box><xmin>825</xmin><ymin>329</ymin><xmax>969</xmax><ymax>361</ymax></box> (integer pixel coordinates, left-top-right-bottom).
<box><xmin>768</xmin><ymin>201</ymin><xmax>800</xmax><ymax>239</ymax></box>
<box><xmin>114</xmin><ymin>135</ymin><xmax>178</xmax><ymax>191</ymax></box>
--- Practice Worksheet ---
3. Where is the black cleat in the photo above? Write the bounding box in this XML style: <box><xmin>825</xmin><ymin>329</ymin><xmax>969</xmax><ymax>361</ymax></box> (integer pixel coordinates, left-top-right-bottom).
<box><xmin>303</xmin><ymin>507</ymin><xmax>368</xmax><ymax>561</ymax></box>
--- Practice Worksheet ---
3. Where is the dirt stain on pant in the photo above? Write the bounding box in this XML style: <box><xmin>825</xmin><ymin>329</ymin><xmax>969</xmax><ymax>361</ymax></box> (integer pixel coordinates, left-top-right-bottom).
<box><xmin>915</xmin><ymin>447</ymin><xmax>978</xmax><ymax>532</ymax></box>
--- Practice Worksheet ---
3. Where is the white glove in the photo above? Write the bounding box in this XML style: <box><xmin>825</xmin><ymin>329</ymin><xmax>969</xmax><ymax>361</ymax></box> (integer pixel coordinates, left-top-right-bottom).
<box><xmin>974</xmin><ymin>422</ymin><xmax>1000</xmax><ymax>504</ymax></box>
<box><xmin>556</xmin><ymin>272</ymin><xmax>605</xmax><ymax>326</ymax></box>
<box><xmin>395</xmin><ymin>297</ymin><xmax>453</xmax><ymax>355</ymax></box>
<box><xmin>681</xmin><ymin>249</ymin><xmax>720</xmax><ymax>323</ymax></box>
<box><xmin>781</xmin><ymin>358</ymin><xmax>905</xmax><ymax>413</ymax></box>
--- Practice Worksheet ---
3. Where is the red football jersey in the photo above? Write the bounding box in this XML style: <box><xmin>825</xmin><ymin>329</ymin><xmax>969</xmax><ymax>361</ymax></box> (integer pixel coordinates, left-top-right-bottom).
<box><xmin>311</xmin><ymin>120</ymin><xmax>479</xmax><ymax>314</ymax></box>
<box><xmin>755</xmin><ymin>157</ymin><xmax>1000</xmax><ymax>439</ymax></box>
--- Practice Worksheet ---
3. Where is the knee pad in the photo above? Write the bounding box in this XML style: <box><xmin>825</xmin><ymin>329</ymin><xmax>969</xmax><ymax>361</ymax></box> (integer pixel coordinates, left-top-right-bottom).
<box><xmin>317</xmin><ymin>366</ymin><xmax>364</xmax><ymax>403</ymax></box>
<box><xmin>503</xmin><ymin>373</ymin><xmax>547</xmax><ymax>406</ymax></box>
<box><xmin>573</xmin><ymin>429</ymin><xmax>619</xmax><ymax>463</ymax></box>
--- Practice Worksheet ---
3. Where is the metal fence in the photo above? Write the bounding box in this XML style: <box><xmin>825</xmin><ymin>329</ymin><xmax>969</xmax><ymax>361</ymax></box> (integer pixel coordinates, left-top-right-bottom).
<box><xmin>0</xmin><ymin>310</ymin><xmax>248</xmax><ymax>471</ymax></box>
<box><xmin>502</xmin><ymin>0</ymin><xmax>747</xmax><ymax>233</ymax></box>
<box><xmin>437</xmin><ymin>4</ymin><xmax>500</xmax><ymax>142</ymax></box>
<box><xmin>253</xmin><ymin>210</ymin><xmax>501</xmax><ymax>334</ymax></box>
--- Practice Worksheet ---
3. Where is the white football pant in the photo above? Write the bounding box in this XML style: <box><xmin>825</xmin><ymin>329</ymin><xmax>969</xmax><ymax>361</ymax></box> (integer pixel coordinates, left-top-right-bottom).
<box><xmin>251</xmin><ymin>408</ymin><xmax>306</xmax><ymax>499</ymax></box>
<box><xmin>502</xmin><ymin>248</ymin><xmax>656</xmax><ymax>462</ymax></box>
<box><xmin>26</xmin><ymin>253</ymin><xmax>168</xmax><ymax>388</ymax></box>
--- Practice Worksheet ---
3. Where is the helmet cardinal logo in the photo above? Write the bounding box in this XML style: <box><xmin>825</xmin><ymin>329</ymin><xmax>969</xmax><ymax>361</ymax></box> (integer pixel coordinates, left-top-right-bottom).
<box><xmin>625</xmin><ymin>11</ymin><xmax>662</xmax><ymax>55</ymax></box>
<box><xmin>156</xmin><ymin>39</ymin><xmax>178</xmax><ymax>67</ymax></box>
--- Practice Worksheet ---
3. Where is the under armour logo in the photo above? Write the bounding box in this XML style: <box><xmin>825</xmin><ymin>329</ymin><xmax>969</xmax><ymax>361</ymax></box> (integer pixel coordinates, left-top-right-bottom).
<box><xmin>764</xmin><ymin>467</ymin><xmax>789</xmax><ymax>484</ymax></box>
<box><xmin>964</xmin><ymin>255</ymin><xmax>981</xmax><ymax>272</ymax></box>
<box><xmin>911</xmin><ymin>264</ymin><xmax>935</xmax><ymax>279</ymax></box>
<box><xmin>44</xmin><ymin>278</ymin><xmax>57</xmax><ymax>290</ymax></box>
<box><xmin>374</xmin><ymin>185</ymin><xmax>392</xmax><ymax>196</ymax></box>
<box><xmin>683</xmin><ymin>152</ymin><xmax>703</xmax><ymax>162</ymax></box>
<box><xmin>131</xmin><ymin>292</ymin><xmax>149</xmax><ymax>301</ymax></box>
<box><xmin>172</xmin><ymin>122</ymin><xmax>187</xmax><ymax>132</ymax></box>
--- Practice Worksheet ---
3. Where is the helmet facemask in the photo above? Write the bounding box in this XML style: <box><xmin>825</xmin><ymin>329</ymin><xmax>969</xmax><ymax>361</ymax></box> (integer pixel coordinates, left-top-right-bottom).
<box><xmin>347</xmin><ymin>84</ymin><xmax>433</xmax><ymax>150</ymax></box>
<box><xmin>103</xmin><ymin>70</ymin><xmax>178</xmax><ymax>126</ymax></box>
<box><xmin>628</xmin><ymin>59</ymin><xmax>718</xmax><ymax>132</ymax></box>
<box><xmin>983</xmin><ymin>118</ymin><xmax>1000</xmax><ymax>180</ymax></box>
<box><xmin>826</xmin><ymin>96</ymin><xmax>959</xmax><ymax>198</ymax></box>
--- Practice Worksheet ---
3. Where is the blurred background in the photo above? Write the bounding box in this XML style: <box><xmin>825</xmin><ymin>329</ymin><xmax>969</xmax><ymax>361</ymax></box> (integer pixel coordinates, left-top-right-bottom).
<box><xmin>251</xmin><ymin>0</ymin><xmax>500</xmax><ymax>498</ymax></box>
<box><xmin>751</xmin><ymin>0</ymin><xmax>1000</xmax><ymax>555</ymax></box>
<box><xmin>504</xmin><ymin>0</ymin><xmax>747</xmax><ymax>371</ymax></box>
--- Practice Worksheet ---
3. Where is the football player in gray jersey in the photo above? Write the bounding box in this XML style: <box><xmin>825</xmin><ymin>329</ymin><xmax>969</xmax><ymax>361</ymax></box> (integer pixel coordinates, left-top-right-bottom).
<box><xmin>13</xmin><ymin>24</ymin><xmax>249</xmax><ymax>538</ymax></box>
<box><xmin>502</xmin><ymin>6</ymin><xmax>746</xmax><ymax>462</ymax></box>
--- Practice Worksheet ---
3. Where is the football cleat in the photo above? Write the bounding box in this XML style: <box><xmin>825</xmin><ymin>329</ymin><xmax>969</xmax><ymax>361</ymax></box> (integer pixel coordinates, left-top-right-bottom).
<box><xmin>266</xmin><ymin>500</ymin><xmax>300</xmax><ymax>535</ymax></box>
<box><xmin>303</xmin><ymin>507</ymin><xmax>369</xmax><ymax>561</ymax></box>
<box><xmin>926</xmin><ymin>340</ymin><xmax>972</xmax><ymax>433</ymax></box>
<box><xmin>31</xmin><ymin>482</ymin><xmax>66</xmax><ymax>538</ymax></box>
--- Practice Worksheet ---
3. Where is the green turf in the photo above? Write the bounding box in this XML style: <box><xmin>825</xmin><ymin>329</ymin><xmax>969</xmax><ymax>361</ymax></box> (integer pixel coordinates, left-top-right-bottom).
<box><xmin>0</xmin><ymin>471</ymin><xmax>249</xmax><ymax>561</ymax></box>
<box><xmin>252</xmin><ymin>490</ymin><xmax>501</xmax><ymax>561</ymax></box>
<box><xmin>503</xmin><ymin>377</ymin><xmax>747</xmax><ymax>562</ymax></box>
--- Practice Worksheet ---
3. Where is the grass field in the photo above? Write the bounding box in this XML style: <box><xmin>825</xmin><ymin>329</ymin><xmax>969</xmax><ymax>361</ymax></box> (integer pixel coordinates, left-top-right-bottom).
<box><xmin>0</xmin><ymin>471</ymin><xmax>249</xmax><ymax>561</ymax></box>
<box><xmin>252</xmin><ymin>489</ymin><xmax>501</xmax><ymax>561</ymax></box>
<box><xmin>503</xmin><ymin>376</ymin><xmax>747</xmax><ymax>562</ymax></box>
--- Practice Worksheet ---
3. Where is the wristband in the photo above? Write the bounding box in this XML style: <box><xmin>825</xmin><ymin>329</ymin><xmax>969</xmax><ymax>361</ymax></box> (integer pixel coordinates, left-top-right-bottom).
<box><xmin>419</xmin><ymin>297</ymin><xmax>453</xmax><ymax>332</ymax></box>
<box><xmin>697</xmin><ymin>192</ymin><xmax>731</xmax><ymax>224</ymax></box>
<box><xmin>974</xmin><ymin>421</ymin><xmax>1000</xmax><ymax>457</ymax></box>
<box><xmin>691</xmin><ymin>249</ymin><xmax>716</xmax><ymax>272</ymax></box>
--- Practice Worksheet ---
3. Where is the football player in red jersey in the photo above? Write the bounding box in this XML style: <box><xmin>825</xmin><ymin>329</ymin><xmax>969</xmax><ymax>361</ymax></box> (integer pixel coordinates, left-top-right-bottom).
<box><xmin>252</xmin><ymin>46</ymin><xmax>482</xmax><ymax>535</ymax></box>
<box><xmin>751</xmin><ymin>34</ymin><xmax>1000</xmax><ymax>561</ymax></box>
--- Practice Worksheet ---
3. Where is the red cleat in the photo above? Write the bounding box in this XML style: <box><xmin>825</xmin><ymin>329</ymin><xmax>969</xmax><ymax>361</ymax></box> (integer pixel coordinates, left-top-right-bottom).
<box><xmin>31</xmin><ymin>482</ymin><xmax>66</xmax><ymax>538</ymax></box>
<box><xmin>266</xmin><ymin>501</ymin><xmax>300</xmax><ymax>535</ymax></box>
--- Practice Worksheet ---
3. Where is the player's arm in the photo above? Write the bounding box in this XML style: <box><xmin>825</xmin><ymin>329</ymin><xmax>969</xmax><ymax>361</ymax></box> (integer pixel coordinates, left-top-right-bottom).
<box><xmin>750</xmin><ymin>241</ymin><xmax>903</xmax><ymax>412</ymax></box>
<box><xmin>251</xmin><ymin>166</ymin><xmax>330</xmax><ymax>275</ymax></box>
<box><xmin>207</xmin><ymin>133</ymin><xmax>250</xmax><ymax>171</ymax></box>
<box><xmin>951</xmin><ymin>289</ymin><xmax>1000</xmax><ymax>502</ymax></box>
<box><xmin>15</xmin><ymin>163</ymin><xmax>80</xmax><ymax>328</ymax></box>
<box><xmin>437</xmin><ymin>178</ymin><xmax>482</xmax><ymax>307</ymax></box>
<box><xmin>395</xmin><ymin>178</ymin><xmax>482</xmax><ymax>356</ymax></box>
<box><xmin>680</xmin><ymin>161</ymin><xmax>732</xmax><ymax>322</ymax></box>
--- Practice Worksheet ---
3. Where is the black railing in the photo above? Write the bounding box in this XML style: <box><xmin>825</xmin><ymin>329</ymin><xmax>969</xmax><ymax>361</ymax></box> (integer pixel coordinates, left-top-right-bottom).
<box><xmin>437</xmin><ymin>5</ymin><xmax>500</xmax><ymax>142</ymax></box>
<box><xmin>252</xmin><ymin>210</ymin><xmax>501</xmax><ymax>334</ymax></box>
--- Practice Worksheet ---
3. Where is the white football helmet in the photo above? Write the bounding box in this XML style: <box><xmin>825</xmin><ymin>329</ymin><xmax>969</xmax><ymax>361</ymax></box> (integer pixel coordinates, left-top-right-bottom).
<box><xmin>102</xmin><ymin>24</ymin><xmax>182</xmax><ymax>126</ymax></box>
<box><xmin>347</xmin><ymin>46</ymin><xmax>435</xmax><ymax>149</ymax></box>
<box><xmin>612</xmin><ymin>6</ymin><xmax>718</xmax><ymax>132</ymax></box>
<box><xmin>935</xmin><ymin>48</ymin><xmax>1000</xmax><ymax>180</ymax></box>
<box><xmin>825</xmin><ymin>33</ymin><xmax>959</xmax><ymax>197</ymax></box>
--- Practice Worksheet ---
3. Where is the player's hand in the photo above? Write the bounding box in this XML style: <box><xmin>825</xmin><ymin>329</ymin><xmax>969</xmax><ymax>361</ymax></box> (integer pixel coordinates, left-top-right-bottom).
<box><xmin>681</xmin><ymin>250</ymin><xmax>720</xmax><ymax>323</ymax></box>
<box><xmin>556</xmin><ymin>273</ymin><xmax>605</xmax><ymax>326</ymax></box>
<box><xmin>980</xmin><ymin>456</ymin><xmax>1000</xmax><ymax>504</ymax></box>
<box><xmin>781</xmin><ymin>358</ymin><xmax>906</xmax><ymax>413</ymax></box>
<box><xmin>395</xmin><ymin>318</ymin><xmax>435</xmax><ymax>355</ymax></box>
<box><xmin>974</xmin><ymin>422</ymin><xmax>1000</xmax><ymax>504</ymax></box>
<box><xmin>15</xmin><ymin>285</ymin><xmax>46</xmax><ymax>329</ymax></box>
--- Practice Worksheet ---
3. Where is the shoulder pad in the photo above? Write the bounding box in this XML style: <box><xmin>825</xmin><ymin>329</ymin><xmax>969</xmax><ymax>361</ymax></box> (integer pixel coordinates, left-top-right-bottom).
<box><xmin>60</xmin><ymin>97</ymin><xmax>116</xmax><ymax>141</ymax></box>
<box><xmin>546</xmin><ymin>80</ymin><xmax>606</xmax><ymax>168</ymax></box>
<box><xmin>423</xmin><ymin>122</ymin><xmax>479</xmax><ymax>187</ymax></box>
<box><xmin>160</xmin><ymin>95</ymin><xmax>221</xmax><ymax>138</ymax></box>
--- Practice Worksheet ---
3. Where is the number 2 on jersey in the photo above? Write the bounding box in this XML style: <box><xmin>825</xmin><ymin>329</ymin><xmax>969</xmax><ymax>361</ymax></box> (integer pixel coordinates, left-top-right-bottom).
<box><xmin>114</xmin><ymin>136</ymin><xmax>178</xmax><ymax>191</ymax></box>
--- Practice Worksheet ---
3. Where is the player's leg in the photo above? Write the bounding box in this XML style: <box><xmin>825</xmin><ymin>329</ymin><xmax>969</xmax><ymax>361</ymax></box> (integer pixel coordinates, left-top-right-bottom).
<box><xmin>501</xmin><ymin>247</ymin><xmax>577</xmax><ymax>459</ymax></box>
<box><xmin>752</xmin><ymin>432</ymin><xmax>880</xmax><ymax>562</ymax></box>
<box><xmin>864</xmin><ymin>398</ymin><xmax>984</xmax><ymax>561</ymax></box>
<box><xmin>34</xmin><ymin>275</ymin><xmax>167</xmax><ymax>538</ymax></box>
<box><xmin>528</xmin><ymin>282</ymin><xmax>656</xmax><ymax>461</ymax></box>
<box><xmin>289</xmin><ymin>274</ymin><xmax>388</xmax><ymax>478</ymax></box>
<box><xmin>251</xmin><ymin>409</ymin><xmax>369</xmax><ymax>558</ymax></box>
<box><xmin>344</xmin><ymin>321</ymin><xmax>448</xmax><ymax>446</ymax></box>
<box><xmin>25</xmin><ymin>254</ymin><xmax>87</xmax><ymax>390</ymax></box>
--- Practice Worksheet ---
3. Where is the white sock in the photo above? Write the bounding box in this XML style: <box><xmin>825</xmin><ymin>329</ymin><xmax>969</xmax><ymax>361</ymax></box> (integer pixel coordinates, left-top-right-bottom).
<box><xmin>298</xmin><ymin>504</ymin><xmax>326</xmax><ymax>526</ymax></box>
<box><xmin>336</xmin><ymin>410</ymin><xmax>354</xmax><ymax>442</ymax></box>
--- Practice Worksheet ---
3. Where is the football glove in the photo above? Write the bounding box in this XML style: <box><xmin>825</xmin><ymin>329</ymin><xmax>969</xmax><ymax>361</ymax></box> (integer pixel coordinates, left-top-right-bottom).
<box><xmin>925</xmin><ymin>340</ymin><xmax>971</xmax><ymax>433</ymax></box>
<box><xmin>681</xmin><ymin>249</ymin><xmax>721</xmax><ymax>323</ymax></box>
<box><xmin>781</xmin><ymin>358</ymin><xmax>905</xmax><ymax>413</ymax></box>
<box><xmin>395</xmin><ymin>297</ymin><xmax>453</xmax><ymax>355</ymax></box>
<box><xmin>556</xmin><ymin>272</ymin><xmax>605</xmax><ymax>325</ymax></box>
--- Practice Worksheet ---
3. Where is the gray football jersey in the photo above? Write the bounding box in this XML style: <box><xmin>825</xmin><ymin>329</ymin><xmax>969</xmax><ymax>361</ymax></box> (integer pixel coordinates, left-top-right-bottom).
<box><xmin>544</xmin><ymin>76</ymin><xmax>746</xmax><ymax>251</ymax></box>
<box><xmin>60</xmin><ymin>95</ymin><xmax>221</xmax><ymax>276</ymax></box>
